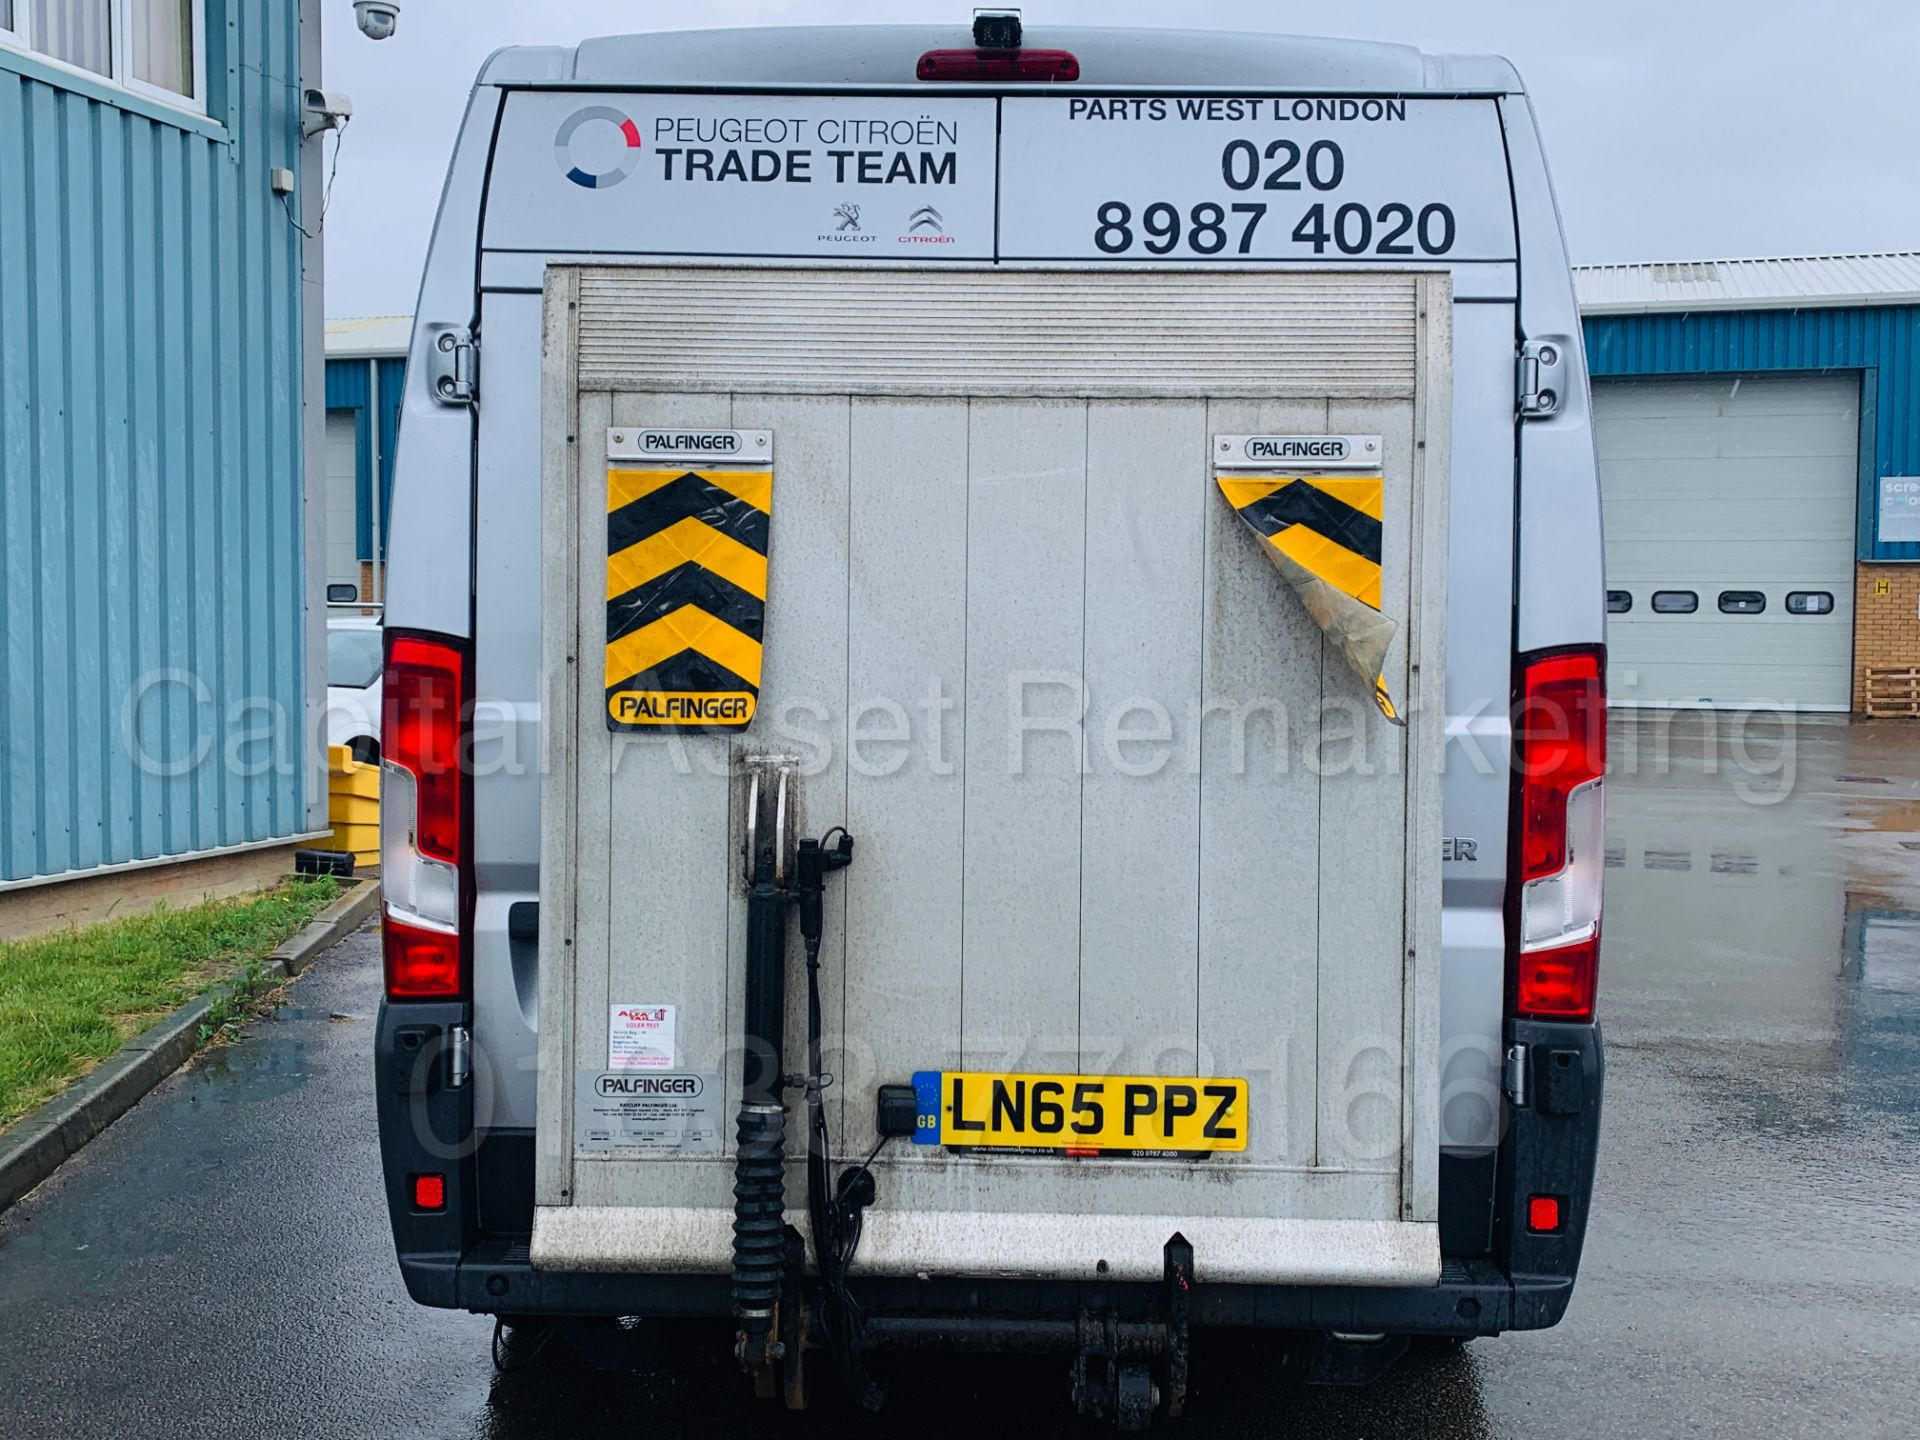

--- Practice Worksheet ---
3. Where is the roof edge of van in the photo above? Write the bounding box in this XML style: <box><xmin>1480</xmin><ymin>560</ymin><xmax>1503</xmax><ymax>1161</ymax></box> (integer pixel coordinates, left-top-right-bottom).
<box><xmin>475</xmin><ymin>25</ymin><xmax>1523</xmax><ymax>96</ymax></box>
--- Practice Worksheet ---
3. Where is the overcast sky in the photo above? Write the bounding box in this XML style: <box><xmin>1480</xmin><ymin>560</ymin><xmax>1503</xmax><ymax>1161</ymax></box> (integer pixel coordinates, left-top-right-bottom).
<box><xmin>320</xmin><ymin>0</ymin><xmax>1920</xmax><ymax>318</ymax></box>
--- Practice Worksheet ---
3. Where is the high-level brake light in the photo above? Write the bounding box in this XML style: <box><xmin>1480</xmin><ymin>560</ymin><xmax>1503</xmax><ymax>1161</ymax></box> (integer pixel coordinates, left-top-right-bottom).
<box><xmin>381</xmin><ymin>632</ymin><xmax>471</xmax><ymax>1000</ymax></box>
<box><xmin>1510</xmin><ymin>648</ymin><xmax>1605</xmax><ymax>1022</ymax></box>
<box><xmin>916</xmin><ymin>48</ymin><xmax>1080</xmax><ymax>81</ymax></box>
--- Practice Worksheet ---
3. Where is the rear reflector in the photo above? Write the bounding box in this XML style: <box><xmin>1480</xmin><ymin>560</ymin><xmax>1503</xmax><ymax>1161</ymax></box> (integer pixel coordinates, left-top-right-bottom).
<box><xmin>1518</xmin><ymin>935</ymin><xmax>1600</xmax><ymax>1020</ymax></box>
<box><xmin>381</xmin><ymin>631</ymin><xmax>471</xmax><ymax>1002</ymax></box>
<box><xmin>384</xmin><ymin>915</ymin><xmax>465</xmax><ymax>1000</ymax></box>
<box><xmin>1511</xmin><ymin>648</ymin><xmax>1606</xmax><ymax>1023</ymax></box>
<box><xmin>413</xmin><ymin>1173</ymin><xmax>447</xmax><ymax>1212</ymax></box>
<box><xmin>916</xmin><ymin>48</ymin><xmax>1081</xmax><ymax>82</ymax></box>
<box><xmin>1527</xmin><ymin>1194</ymin><xmax>1563</xmax><ymax>1233</ymax></box>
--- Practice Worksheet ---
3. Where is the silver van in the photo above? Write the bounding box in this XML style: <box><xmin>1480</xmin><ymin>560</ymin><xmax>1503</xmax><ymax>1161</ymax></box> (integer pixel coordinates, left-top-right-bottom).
<box><xmin>375</xmin><ymin>19</ymin><xmax>1606</xmax><ymax>1424</ymax></box>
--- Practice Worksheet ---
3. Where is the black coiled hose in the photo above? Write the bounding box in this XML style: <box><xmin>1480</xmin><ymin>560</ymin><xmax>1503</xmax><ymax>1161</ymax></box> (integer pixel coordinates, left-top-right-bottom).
<box><xmin>731</xmin><ymin>1104</ymin><xmax>788</xmax><ymax>1347</ymax></box>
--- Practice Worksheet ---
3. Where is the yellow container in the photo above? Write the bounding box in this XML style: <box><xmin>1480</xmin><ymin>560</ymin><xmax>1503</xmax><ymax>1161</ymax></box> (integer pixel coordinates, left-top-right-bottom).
<box><xmin>326</xmin><ymin>744</ymin><xmax>381</xmax><ymax>867</ymax></box>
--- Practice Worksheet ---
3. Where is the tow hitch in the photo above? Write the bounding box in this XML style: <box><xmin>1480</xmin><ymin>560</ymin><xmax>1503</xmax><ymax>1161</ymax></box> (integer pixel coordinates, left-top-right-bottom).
<box><xmin>860</xmin><ymin>1236</ymin><xmax>1196</xmax><ymax>1431</ymax></box>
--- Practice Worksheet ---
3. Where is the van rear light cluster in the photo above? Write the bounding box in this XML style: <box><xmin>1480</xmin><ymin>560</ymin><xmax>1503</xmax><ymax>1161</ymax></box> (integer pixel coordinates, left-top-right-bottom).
<box><xmin>381</xmin><ymin>632</ymin><xmax>471</xmax><ymax>1000</ymax></box>
<box><xmin>1510</xmin><ymin>648</ymin><xmax>1605</xmax><ymax>1022</ymax></box>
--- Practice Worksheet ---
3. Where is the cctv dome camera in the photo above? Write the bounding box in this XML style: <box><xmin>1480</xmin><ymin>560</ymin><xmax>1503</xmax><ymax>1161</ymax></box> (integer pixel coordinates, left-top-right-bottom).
<box><xmin>354</xmin><ymin>1</ymin><xmax>399</xmax><ymax>41</ymax></box>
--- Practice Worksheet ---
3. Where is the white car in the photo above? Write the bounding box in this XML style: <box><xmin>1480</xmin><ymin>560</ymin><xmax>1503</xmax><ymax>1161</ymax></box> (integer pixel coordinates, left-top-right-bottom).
<box><xmin>324</xmin><ymin>614</ymin><xmax>382</xmax><ymax>764</ymax></box>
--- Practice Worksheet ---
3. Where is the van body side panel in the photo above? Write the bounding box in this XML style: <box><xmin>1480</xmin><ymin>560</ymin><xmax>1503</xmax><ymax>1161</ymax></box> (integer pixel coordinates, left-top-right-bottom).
<box><xmin>1504</xmin><ymin>96</ymin><xmax>1606</xmax><ymax>654</ymax></box>
<box><xmin>383</xmin><ymin>84</ymin><xmax>501</xmax><ymax>638</ymax></box>
<box><xmin>1437</xmin><ymin>300</ymin><xmax>1520</xmax><ymax>1156</ymax></box>
<box><xmin>470</xmin><ymin>288</ymin><xmax>546</xmax><ymax>1136</ymax></box>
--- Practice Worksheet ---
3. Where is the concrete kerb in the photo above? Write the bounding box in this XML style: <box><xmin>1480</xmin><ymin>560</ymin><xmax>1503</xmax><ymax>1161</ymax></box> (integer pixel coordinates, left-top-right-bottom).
<box><xmin>0</xmin><ymin>876</ymin><xmax>382</xmax><ymax>1215</ymax></box>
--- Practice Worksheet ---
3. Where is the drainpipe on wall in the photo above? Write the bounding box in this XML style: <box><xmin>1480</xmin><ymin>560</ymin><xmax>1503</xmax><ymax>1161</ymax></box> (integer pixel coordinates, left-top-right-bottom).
<box><xmin>299</xmin><ymin>0</ymin><xmax>329</xmax><ymax>835</ymax></box>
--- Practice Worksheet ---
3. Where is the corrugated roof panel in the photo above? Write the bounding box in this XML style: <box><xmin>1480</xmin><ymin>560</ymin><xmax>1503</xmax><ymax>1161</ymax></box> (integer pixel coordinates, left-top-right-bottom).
<box><xmin>325</xmin><ymin>314</ymin><xmax>413</xmax><ymax>357</ymax></box>
<box><xmin>1575</xmin><ymin>253</ymin><xmax>1920</xmax><ymax>315</ymax></box>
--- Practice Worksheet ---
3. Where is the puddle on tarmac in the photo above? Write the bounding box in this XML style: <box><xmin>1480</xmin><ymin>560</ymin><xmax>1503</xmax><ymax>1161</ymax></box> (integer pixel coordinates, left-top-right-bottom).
<box><xmin>1601</xmin><ymin>710</ymin><xmax>1920</xmax><ymax>1140</ymax></box>
<box><xmin>182</xmin><ymin>1000</ymin><xmax>326</xmax><ymax>1103</ymax></box>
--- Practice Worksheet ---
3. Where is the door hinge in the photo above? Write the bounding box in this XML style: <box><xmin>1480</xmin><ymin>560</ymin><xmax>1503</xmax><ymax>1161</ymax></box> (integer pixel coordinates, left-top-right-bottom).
<box><xmin>1503</xmin><ymin>1042</ymin><xmax>1529</xmax><ymax>1107</ymax></box>
<box><xmin>428</xmin><ymin>326</ymin><xmax>477</xmax><ymax>406</ymax></box>
<box><xmin>1516</xmin><ymin>338</ymin><xmax>1566</xmax><ymax>419</ymax></box>
<box><xmin>447</xmin><ymin>1024</ymin><xmax>472</xmax><ymax>1088</ymax></box>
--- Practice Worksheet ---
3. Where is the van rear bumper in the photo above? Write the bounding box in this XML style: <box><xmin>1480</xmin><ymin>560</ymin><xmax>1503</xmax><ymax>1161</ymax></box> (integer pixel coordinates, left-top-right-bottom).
<box><xmin>401</xmin><ymin>1244</ymin><xmax>1571</xmax><ymax>1336</ymax></box>
<box><xmin>377</xmin><ymin>1009</ymin><xmax>1601</xmax><ymax>1342</ymax></box>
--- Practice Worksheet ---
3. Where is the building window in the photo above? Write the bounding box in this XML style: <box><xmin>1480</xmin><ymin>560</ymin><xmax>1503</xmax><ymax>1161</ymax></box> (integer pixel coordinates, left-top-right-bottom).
<box><xmin>2</xmin><ymin>1</ymin><xmax>204</xmax><ymax>106</ymax></box>
<box><xmin>1786</xmin><ymin>591</ymin><xmax>1835</xmax><ymax>616</ymax></box>
<box><xmin>1651</xmin><ymin>590</ymin><xmax>1698</xmax><ymax>614</ymax></box>
<box><xmin>127</xmin><ymin>0</ymin><xmax>192</xmax><ymax>96</ymax></box>
<box><xmin>1717</xmin><ymin>590</ymin><xmax>1766</xmax><ymax>615</ymax></box>
<box><xmin>1606</xmin><ymin>590</ymin><xmax>1633</xmax><ymax>614</ymax></box>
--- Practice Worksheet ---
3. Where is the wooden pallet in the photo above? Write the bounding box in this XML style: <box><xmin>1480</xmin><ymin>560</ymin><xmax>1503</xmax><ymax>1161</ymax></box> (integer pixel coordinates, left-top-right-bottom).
<box><xmin>1865</xmin><ymin>667</ymin><xmax>1920</xmax><ymax>718</ymax></box>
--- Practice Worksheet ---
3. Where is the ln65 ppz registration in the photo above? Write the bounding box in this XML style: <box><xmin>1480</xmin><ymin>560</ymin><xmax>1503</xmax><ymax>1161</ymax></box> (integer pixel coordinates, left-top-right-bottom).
<box><xmin>913</xmin><ymin>1071</ymin><xmax>1249</xmax><ymax>1155</ymax></box>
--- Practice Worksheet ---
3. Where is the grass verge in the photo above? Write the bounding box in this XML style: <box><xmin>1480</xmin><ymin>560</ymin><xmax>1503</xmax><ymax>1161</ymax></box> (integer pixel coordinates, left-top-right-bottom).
<box><xmin>0</xmin><ymin>876</ymin><xmax>339</xmax><ymax>1128</ymax></box>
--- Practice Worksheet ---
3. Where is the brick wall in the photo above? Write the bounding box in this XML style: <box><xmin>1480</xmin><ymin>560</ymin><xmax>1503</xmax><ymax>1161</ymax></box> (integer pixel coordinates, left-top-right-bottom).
<box><xmin>1854</xmin><ymin>563</ymin><xmax>1920</xmax><ymax>712</ymax></box>
<box><xmin>0</xmin><ymin>843</ymin><xmax>300</xmax><ymax>943</ymax></box>
<box><xmin>357</xmin><ymin>559</ymin><xmax>387</xmax><ymax>612</ymax></box>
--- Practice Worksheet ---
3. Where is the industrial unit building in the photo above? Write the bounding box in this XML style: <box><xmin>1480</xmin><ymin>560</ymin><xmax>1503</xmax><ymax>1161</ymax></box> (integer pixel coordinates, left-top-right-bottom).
<box><xmin>0</xmin><ymin>1</ymin><xmax>327</xmax><ymax>930</ymax></box>
<box><xmin>1577</xmin><ymin>253</ymin><xmax>1920</xmax><ymax>714</ymax></box>
<box><xmin>323</xmin><ymin>316</ymin><xmax>408</xmax><ymax>606</ymax></box>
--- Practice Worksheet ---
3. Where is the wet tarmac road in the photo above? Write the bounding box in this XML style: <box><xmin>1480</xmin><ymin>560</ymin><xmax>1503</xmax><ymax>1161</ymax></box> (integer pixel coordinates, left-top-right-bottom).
<box><xmin>2</xmin><ymin>712</ymin><xmax>1918</xmax><ymax>1438</ymax></box>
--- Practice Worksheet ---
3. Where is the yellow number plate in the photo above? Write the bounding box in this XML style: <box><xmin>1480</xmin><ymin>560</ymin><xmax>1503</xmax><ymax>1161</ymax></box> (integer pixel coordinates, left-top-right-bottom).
<box><xmin>912</xmin><ymin>1071</ymin><xmax>1248</xmax><ymax>1154</ymax></box>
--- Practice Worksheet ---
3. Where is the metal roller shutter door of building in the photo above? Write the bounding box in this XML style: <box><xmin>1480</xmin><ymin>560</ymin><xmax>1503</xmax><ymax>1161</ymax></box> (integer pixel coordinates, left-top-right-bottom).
<box><xmin>325</xmin><ymin>411</ymin><xmax>361</xmax><ymax>590</ymax></box>
<box><xmin>1596</xmin><ymin>374</ymin><xmax>1858</xmax><ymax>711</ymax></box>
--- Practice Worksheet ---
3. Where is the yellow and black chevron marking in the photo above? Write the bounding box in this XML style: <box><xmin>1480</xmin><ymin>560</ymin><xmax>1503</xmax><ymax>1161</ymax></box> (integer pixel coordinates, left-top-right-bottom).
<box><xmin>604</xmin><ymin>465</ymin><xmax>771</xmax><ymax>731</ymax></box>
<box><xmin>1216</xmin><ymin>470</ymin><xmax>1405</xmax><ymax>726</ymax></box>
<box><xmin>1216</xmin><ymin>473</ymin><xmax>1383</xmax><ymax>609</ymax></box>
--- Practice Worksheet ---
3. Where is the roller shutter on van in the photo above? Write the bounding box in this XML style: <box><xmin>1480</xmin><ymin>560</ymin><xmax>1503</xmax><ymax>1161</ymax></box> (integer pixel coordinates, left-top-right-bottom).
<box><xmin>532</xmin><ymin>261</ymin><xmax>1453</xmax><ymax>1284</ymax></box>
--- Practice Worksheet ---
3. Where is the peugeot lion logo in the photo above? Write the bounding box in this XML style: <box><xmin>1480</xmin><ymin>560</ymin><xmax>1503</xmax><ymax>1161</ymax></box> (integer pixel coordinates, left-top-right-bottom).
<box><xmin>820</xmin><ymin>202</ymin><xmax>876</xmax><ymax>244</ymax></box>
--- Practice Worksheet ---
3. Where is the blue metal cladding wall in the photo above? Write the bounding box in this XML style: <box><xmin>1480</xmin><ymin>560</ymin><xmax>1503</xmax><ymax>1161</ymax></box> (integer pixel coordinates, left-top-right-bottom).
<box><xmin>0</xmin><ymin>4</ymin><xmax>308</xmax><ymax>884</ymax></box>
<box><xmin>1583</xmin><ymin>304</ymin><xmax>1920</xmax><ymax>562</ymax></box>
<box><xmin>376</xmin><ymin>356</ymin><xmax>403</xmax><ymax>555</ymax></box>
<box><xmin>324</xmin><ymin>359</ymin><xmax>372</xmax><ymax>560</ymax></box>
<box><xmin>324</xmin><ymin>354</ymin><xmax>404</xmax><ymax>561</ymax></box>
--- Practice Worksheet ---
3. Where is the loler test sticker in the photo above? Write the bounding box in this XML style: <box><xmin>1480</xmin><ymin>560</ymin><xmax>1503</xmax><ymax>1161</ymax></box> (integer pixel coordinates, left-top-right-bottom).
<box><xmin>609</xmin><ymin>1003</ymin><xmax>676</xmax><ymax>1070</ymax></box>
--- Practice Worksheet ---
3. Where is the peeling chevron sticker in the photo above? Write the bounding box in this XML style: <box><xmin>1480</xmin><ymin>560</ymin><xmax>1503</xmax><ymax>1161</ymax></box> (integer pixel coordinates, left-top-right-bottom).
<box><xmin>603</xmin><ymin>453</ymin><xmax>772</xmax><ymax>732</ymax></box>
<box><xmin>1214</xmin><ymin>435</ymin><xmax>1405</xmax><ymax>727</ymax></box>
